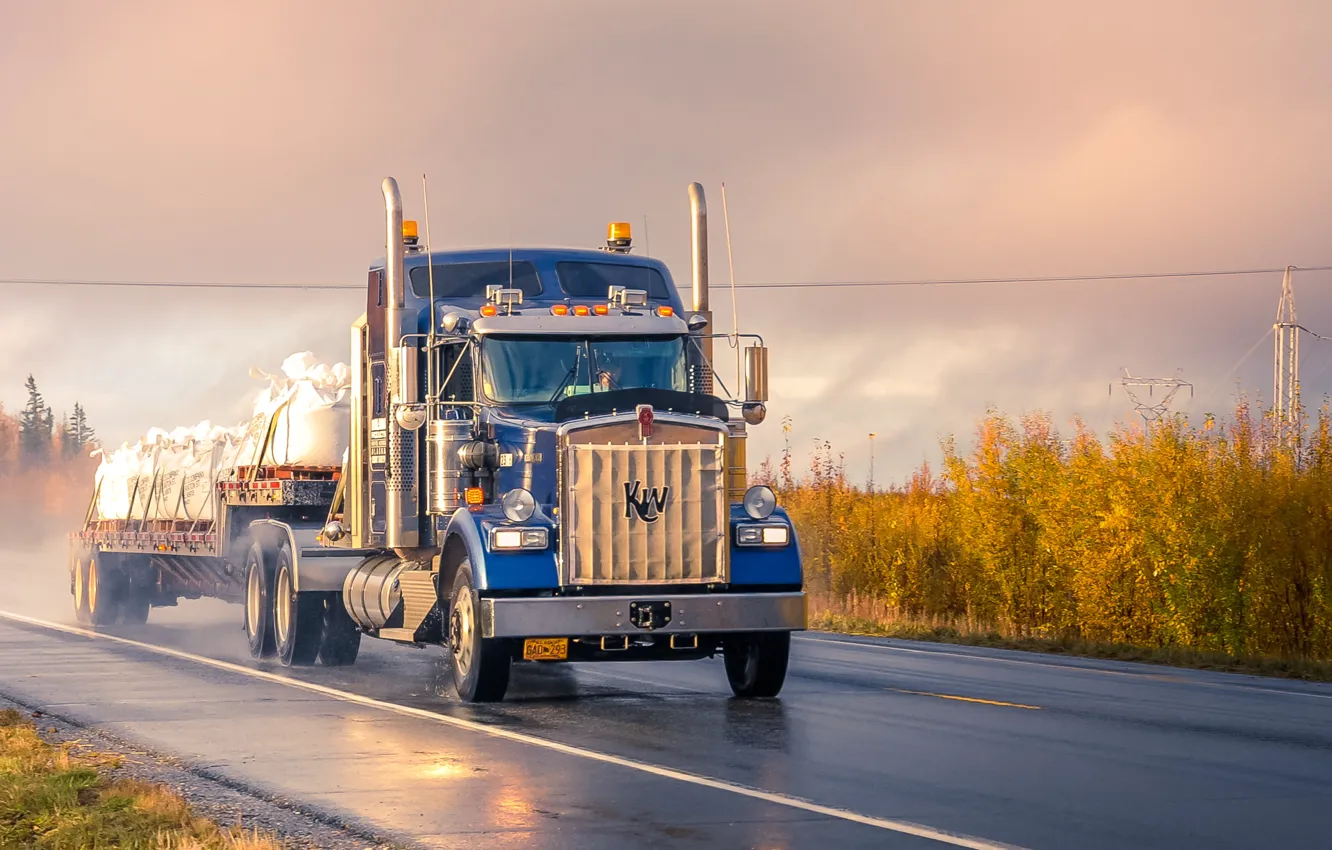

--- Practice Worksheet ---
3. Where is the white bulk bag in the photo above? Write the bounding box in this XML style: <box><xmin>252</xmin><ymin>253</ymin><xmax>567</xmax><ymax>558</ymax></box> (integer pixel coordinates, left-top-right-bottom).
<box><xmin>242</xmin><ymin>351</ymin><xmax>350</xmax><ymax>469</ymax></box>
<box><xmin>94</xmin><ymin>445</ymin><xmax>133</xmax><ymax>521</ymax></box>
<box><xmin>265</xmin><ymin>381</ymin><xmax>349</xmax><ymax>467</ymax></box>
<box><xmin>153</xmin><ymin>445</ymin><xmax>190</xmax><ymax>520</ymax></box>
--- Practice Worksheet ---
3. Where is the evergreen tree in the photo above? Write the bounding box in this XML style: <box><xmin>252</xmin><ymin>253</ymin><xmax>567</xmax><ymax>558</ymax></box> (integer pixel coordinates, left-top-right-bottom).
<box><xmin>18</xmin><ymin>375</ymin><xmax>53</xmax><ymax>468</ymax></box>
<box><xmin>63</xmin><ymin>403</ymin><xmax>95</xmax><ymax>458</ymax></box>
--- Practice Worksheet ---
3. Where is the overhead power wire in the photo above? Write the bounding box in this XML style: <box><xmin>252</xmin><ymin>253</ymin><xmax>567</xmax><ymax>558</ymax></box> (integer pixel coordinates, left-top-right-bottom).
<box><xmin>3</xmin><ymin>264</ymin><xmax>1332</xmax><ymax>292</ymax></box>
<box><xmin>731</xmin><ymin>265</ymin><xmax>1332</xmax><ymax>290</ymax></box>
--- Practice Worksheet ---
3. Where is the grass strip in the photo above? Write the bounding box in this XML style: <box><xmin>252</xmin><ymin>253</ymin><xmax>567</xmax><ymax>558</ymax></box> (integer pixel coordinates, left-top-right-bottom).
<box><xmin>810</xmin><ymin>611</ymin><xmax>1332</xmax><ymax>682</ymax></box>
<box><xmin>0</xmin><ymin>708</ymin><xmax>281</xmax><ymax>849</ymax></box>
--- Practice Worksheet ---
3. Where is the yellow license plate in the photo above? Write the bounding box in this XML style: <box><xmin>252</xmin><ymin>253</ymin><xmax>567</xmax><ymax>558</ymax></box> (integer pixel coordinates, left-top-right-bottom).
<box><xmin>523</xmin><ymin>637</ymin><xmax>568</xmax><ymax>661</ymax></box>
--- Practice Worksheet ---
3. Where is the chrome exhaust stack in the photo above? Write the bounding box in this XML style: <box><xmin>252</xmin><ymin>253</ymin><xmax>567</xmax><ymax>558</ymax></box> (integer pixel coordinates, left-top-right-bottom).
<box><xmin>381</xmin><ymin>177</ymin><xmax>420</xmax><ymax>549</ymax></box>
<box><xmin>688</xmin><ymin>182</ymin><xmax>713</xmax><ymax>394</ymax></box>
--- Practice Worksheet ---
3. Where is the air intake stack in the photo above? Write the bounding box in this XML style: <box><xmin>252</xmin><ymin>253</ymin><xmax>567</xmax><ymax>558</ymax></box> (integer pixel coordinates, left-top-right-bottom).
<box><xmin>688</xmin><ymin>182</ymin><xmax>713</xmax><ymax>394</ymax></box>
<box><xmin>381</xmin><ymin>177</ymin><xmax>421</xmax><ymax>550</ymax></box>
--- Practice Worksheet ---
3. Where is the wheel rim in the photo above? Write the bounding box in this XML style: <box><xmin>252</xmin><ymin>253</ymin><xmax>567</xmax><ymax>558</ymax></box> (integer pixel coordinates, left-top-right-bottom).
<box><xmin>74</xmin><ymin>560</ymin><xmax>85</xmax><ymax>611</ymax></box>
<box><xmin>246</xmin><ymin>560</ymin><xmax>262</xmax><ymax>637</ymax></box>
<box><xmin>275</xmin><ymin>567</ymin><xmax>291</xmax><ymax>646</ymax></box>
<box><xmin>451</xmin><ymin>591</ymin><xmax>474</xmax><ymax>677</ymax></box>
<box><xmin>88</xmin><ymin>560</ymin><xmax>99</xmax><ymax>613</ymax></box>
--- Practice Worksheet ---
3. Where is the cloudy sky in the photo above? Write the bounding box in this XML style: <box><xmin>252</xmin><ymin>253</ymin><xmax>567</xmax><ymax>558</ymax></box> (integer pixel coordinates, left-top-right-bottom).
<box><xmin>4</xmin><ymin>0</ymin><xmax>1332</xmax><ymax>482</ymax></box>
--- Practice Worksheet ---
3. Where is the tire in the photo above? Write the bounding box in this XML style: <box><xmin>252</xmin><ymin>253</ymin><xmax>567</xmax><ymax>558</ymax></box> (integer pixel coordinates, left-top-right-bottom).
<box><xmin>120</xmin><ymin>590</ymin><xmax>151</xmax><ymax>625</ymax></box>
<box><xmin>723</xmin><ymin>632</ymin><xmax>791</xmax><ymax>698</ymax></box>
<box><xmin>73</xmin><ymin>555</ymin><xmax>91</xmax><ymax>625</ymax></box>
<box><xmin>243</xmin><ymin>541</ymin><xmax>276</xmax><ymax>659</ymax></box>
<box><xmin>119</xmin><ymin>557</ymin><xmax>152</xmax><ymax>625</ymax></box>
<box><xmin>447</xmin><ymin>560</ymin><xmax>509</xmax><ymax>702</ymax></box>
<box><xmin>273</xmin><ymin>544</ymin><xmax>323</xmax><ymax>667</ymax></box>
<box><xmin>86</xmin><ymin>551</ymin><xmax>123</xmax><ymax>627</ymax></box>
<box><xmin>318</xmin><ymin>594</ymin><xmax>361</xmax><ymax>667</ymax></box>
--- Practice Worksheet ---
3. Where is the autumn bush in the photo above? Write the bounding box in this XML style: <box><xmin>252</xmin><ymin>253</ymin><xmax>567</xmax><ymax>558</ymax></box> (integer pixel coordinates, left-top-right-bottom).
<box><xmin>764</xmin><ymin>403</ymin><xmax>1332</xmax><ymax>663</ymax></box>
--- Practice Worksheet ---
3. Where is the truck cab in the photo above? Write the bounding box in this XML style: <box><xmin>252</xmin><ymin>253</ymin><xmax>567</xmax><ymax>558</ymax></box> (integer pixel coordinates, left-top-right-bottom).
<box><xmin>319</xmin><ymin>180</ymin><xmax>805</xmax><ymax>701</ymax></box>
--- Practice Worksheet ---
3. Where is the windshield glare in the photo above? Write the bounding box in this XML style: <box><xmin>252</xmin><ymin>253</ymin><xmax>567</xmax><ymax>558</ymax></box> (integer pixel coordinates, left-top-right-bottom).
<box><xmin>481</xmin><ymin>336</ymin><xmax>688</xmax><ymax>404</ymax></box>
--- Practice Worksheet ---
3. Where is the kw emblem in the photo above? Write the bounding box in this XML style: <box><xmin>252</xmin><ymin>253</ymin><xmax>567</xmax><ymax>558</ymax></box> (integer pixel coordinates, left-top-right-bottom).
<box><xmin>623</xmin><ymin>481</ymin><xmax>669</xmax><ymax>523</ymax></box>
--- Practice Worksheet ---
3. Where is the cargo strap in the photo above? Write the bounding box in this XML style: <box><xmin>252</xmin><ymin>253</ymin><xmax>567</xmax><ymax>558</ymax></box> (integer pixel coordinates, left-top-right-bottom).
<box><xmin>245</xmin><ymin>397</ymin><xmax>293</xmax><ymax>483</ymax></box>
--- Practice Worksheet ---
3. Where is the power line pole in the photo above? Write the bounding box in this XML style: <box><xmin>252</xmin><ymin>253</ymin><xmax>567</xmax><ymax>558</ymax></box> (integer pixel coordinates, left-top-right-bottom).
<box><xmin>1274</xmin><ymin>265</ymin><xmax>1300</xmax><ymax>436</ymax></box>
<box><xmin>1113</xmin><ymin>369</ymin><xmax>1193</xmax><ymax>423</ymax></box>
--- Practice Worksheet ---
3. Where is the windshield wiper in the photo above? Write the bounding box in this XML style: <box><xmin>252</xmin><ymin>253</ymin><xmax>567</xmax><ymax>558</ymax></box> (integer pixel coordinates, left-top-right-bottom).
<box><xmin>547</xmin><ymin>363</ymin><xmax>578</xmax><ymax>405</ymax></box>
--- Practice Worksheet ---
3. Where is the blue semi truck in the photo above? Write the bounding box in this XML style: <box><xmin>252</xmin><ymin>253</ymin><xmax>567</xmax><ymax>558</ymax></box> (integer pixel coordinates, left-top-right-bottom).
<box><xmin>72</xmin><ymin>179</ymin><xmax>805</xmax><ymax>702</ymax></box>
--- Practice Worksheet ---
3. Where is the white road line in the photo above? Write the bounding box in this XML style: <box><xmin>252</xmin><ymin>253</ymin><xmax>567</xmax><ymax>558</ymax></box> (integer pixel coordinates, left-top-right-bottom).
<box><xmin>0</xmin><ymin>610</ymin><xmax>1023</xmax><ymax>850</ymax></box>
<box><xmin>794</xmin><ymin>634</ymin><xmax>1332</xmax><ymax>701</ymax></box>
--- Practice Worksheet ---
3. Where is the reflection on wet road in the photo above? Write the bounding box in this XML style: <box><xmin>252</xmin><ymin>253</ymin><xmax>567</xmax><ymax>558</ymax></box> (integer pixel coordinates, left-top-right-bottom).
<box><xmin>1</xmin><ymin>600</ymin><xmax>1330</xmax><ymax>849</ymax></box>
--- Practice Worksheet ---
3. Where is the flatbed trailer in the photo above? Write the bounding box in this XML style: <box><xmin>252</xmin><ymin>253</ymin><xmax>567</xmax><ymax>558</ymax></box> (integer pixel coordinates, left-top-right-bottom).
<box><xmin>70</xmin><ymin>466</ymin><xmax>369</xmax><ymax>668</ymax></box>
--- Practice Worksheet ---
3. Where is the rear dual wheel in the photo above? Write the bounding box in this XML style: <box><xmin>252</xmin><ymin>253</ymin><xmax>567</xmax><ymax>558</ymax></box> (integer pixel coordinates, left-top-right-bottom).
<box><xmin>86</xmin><ymin>552</ymin><xmax>123</xmax><ymax>627</ymax></box>
<box><xmin>74</xmin><ymin>552</ymin><xmax>152</xmax><ymax>627</ymax></box>
<box><xmin>245</xmin><ymin>539</ymin><xmax>360</xmax><ymax>667</ymax></box>
<box><xmin>73</xmin><ymin>555</ymin><xmax>91</xmax><ymax>625</ymax></box>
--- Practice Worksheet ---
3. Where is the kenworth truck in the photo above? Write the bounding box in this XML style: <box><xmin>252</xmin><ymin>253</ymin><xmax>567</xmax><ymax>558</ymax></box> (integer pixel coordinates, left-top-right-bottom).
<box><xmin>70</xmin><ymin>179</ymin><xmax>805</xmax><ymax>701</ymax></box>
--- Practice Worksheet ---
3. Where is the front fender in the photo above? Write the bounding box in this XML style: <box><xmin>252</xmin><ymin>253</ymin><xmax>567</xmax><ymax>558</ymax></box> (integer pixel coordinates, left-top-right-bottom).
<box><xmin>728</xmin><ymin>506</ymin><xmax>804</xmax><ymax>587</ymax></box>
<box><xmin>442</xmin><ymin>507</ymin><xmax>559</xmax><ymax>592</ymax></box>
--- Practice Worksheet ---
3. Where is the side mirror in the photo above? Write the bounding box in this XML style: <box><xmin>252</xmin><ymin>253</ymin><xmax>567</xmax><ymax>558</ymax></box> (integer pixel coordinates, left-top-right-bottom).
<box><xmin>744</xmin><ymin>344</ymin><xmax>769</xmax><ymax>403</ymax></box>
<box><xmin>687</xmin><ymin>313</ymin><xmax>709</xmax><ymax>332</ymax></box>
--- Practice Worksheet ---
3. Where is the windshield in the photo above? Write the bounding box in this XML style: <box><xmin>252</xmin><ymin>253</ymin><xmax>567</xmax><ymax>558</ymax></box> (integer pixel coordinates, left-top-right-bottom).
<box><xmin>481</xmin><ymin>336</ymin><xmax>688</xmax><ymax>404</ymax></box>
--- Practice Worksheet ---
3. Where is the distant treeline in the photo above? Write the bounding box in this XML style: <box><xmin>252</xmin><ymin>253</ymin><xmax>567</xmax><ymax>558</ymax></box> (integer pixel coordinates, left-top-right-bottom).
<box><xmin>0</xmin><ymin>376</ymin><xmax>97</xmax><ymax>544</ymax></box>
<box><xmin>760</xmin><ymin>403</ymin><xmax>1332</xmax><ymax>664</ymax></box>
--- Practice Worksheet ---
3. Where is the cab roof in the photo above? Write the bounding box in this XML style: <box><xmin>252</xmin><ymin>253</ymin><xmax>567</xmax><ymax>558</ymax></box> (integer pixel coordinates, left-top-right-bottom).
<box><xmin>369</xmin><ymin>247</ymin><xmax>686</xmax><ymax>312</ymax></box>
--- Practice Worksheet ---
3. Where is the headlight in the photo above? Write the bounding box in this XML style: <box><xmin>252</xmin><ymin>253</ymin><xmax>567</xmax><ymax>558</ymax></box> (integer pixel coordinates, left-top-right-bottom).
<box><xmin>743</xmin><ymin>485</ymin><xmax>776</xmax><ymax>520</ymax></box>
<box><xmin>736</xmin><ymin>523</ymin><xmax>790</xmax><ymax>547</ymax></box>
<box><xmin>490</xmin><ymin>527</ymin><xmax>549</xmax><ymax>550</ymax></box>
<box><xmin>501</xmin><ymin>488</ymin><xmax>537</xmax><ymax>522</ymax></box>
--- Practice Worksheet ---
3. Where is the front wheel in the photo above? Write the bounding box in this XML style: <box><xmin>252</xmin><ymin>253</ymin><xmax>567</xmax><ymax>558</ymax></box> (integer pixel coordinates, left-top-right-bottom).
<box><xmin>723</xmin><ymin>632</ymin><xmax>791</xmax><ymax>698</ymax></box>
<box><xmin>448</xmin><ymin>561</ymin><xmax>509</xmax><ymax>702</ymax></box>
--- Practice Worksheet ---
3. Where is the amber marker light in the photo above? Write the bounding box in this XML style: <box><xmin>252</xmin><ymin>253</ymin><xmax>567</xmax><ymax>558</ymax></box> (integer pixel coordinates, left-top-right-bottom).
<box><xmin>479</xmin><ymin>305</ymin><xmax>498</xmax><ymax>317</ymax></box>
<box><xmin>551</xmin><ymin>305</ymin><xmax>570</xmax><ymax>316</ymax></box>
<box><xmin>465</xmin><ymin>487</ymin><xmax>485</xmax><ymax>506</ymax></box>
<box><xmin>593</xmin><ymin>304</ymin><xmax>610</xmax><ymax>316</ymax></box>
<box><xmin>573</xmin><ymin>305</ymin><xmax>591</xmax><ymax>316</ymax></box>
<box><xmin>656</xmin><ymin>306</ymin><xmax>675</xmax><ymax>317</ymax></box>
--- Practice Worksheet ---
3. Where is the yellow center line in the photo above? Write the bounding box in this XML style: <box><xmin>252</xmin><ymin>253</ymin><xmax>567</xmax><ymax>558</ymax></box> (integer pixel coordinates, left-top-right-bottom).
<box><xmin>890</xmin><ymin>688</ymin><xmax>1042</xmax><ymax>710</ymax></box>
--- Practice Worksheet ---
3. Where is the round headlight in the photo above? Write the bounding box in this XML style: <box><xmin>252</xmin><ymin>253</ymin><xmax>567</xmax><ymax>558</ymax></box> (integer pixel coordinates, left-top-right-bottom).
<box><xmin>501</xmin><ymin>488</ymin><xmax>537</xmax><ymax>523</ymax></box>
<box><xmin>742</xmin><ymin>485</ymin><xmax>777</xmax><ymax>520</ymax></box>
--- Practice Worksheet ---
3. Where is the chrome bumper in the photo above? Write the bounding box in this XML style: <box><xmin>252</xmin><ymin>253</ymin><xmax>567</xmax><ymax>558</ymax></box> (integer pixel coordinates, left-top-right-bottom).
<box><xmin>479</xmin><ymin>591</ymin><xmax>806</xmax><ymax>639</ymax></box>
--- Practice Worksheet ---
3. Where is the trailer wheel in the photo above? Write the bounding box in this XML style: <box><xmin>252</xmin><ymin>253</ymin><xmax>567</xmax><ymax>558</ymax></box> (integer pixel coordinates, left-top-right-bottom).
<box><xmin>243</xmin><ymin>542</ymin><xmax>276</xmax><ymax>659</ymax></box>
<box><xmin>119</xmin><ymin>557</ymin><xmax>152</xmax><ymax>625</ymax></box>
<box><xmin>73</xmin><ymin>555</ymin><xmax>91</xmax><ymax>625</ymax></box>
<box><xmin>318</xmin><ymin>594</ymin><xmax>361</xmax><ymax>666</ymax></box>
<box><xmin>448</xmin><ymin>561</ymin><xmax>509</xmax><ymax>702</ymax></box>
<box><xmin>273</xmin><ymin>544</ymin><xmax>322</xmax><ymax>667</ymax></box>
<box><xmin>120</xmin><ymin>589</ymin><xmax>151</xmax><ymax>626</ymax></box>
<box><xmin>86</xmin><ymin>551</ymin><xmax>123</xmax><ymax>627</ymax></box>
<box><xmin>723</xmin><ymin>632</ymin><xmax>791</xmax><ymax>699</ymax></box>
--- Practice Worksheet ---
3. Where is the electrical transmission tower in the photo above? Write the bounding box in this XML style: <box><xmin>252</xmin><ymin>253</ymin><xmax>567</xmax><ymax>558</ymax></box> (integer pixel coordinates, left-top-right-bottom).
<box><xmin>1274</xmin><ymin>265</ymin><xmax>1300</xmax><ymax>431</ymax></box>
<box><xmin>1113</xmin><ymin>369</ymin><xmax>1193</xmax><ymax>423</ymax></box>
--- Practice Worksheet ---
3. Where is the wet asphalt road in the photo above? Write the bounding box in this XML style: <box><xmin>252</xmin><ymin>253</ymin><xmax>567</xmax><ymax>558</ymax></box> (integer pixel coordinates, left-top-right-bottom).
<box><xmin>0</xmin><ymin>598</ymin><xmax>1330</xmax><ymax>849</ymax></box>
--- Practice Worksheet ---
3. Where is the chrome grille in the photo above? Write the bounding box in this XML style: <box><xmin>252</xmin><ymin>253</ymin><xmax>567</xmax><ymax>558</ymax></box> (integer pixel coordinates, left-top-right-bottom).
<box><xmin>562</xmin><ymin>421</ymin><xmax>727</xmax><ymax>586</ymax></box>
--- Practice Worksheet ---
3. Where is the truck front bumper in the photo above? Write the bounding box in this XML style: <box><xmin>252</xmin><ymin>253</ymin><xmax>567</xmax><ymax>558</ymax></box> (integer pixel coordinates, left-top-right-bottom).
<box><xmin>479</xmin><ymin>591</ymin><xmax>806</xmax><ymax>639</ymax></box>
